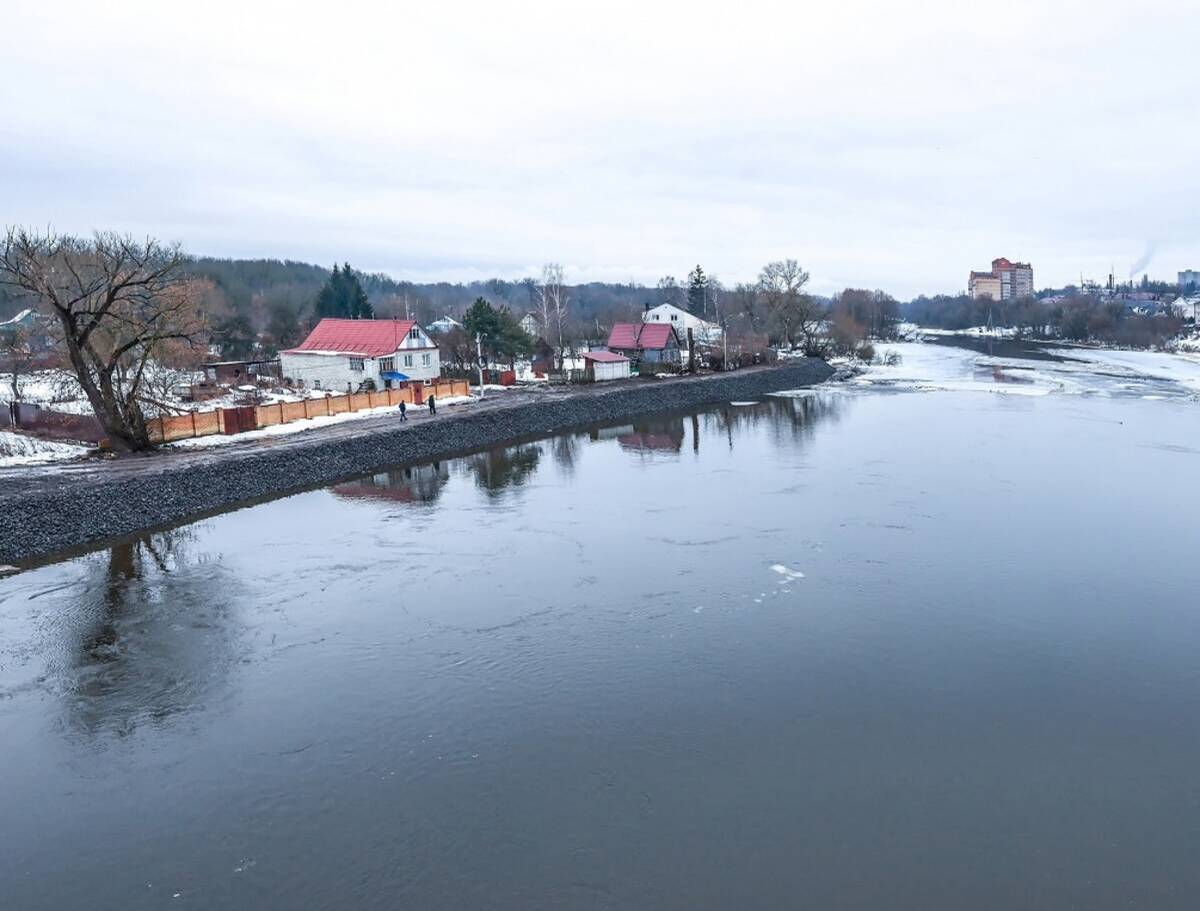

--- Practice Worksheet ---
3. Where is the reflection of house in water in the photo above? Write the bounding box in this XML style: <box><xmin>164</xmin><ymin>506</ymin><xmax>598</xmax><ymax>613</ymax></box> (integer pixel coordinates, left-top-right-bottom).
<box><xmin>615</xmin><ymin>416</ymin><xmax>686</xmax><ymax>454</ymax></box>
<box><xmin>331</xmin><ymin>462</ymin><xmax>450</xmax><ymax>505</ymax></box>
<box><xmin>591</xmin><ymin>424</ymin><xmax>635</xmax><ymax>442</ymax></box>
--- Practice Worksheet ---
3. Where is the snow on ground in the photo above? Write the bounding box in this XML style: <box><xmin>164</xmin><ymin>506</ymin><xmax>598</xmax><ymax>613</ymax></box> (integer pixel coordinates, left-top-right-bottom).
<box><xmin>0</xmin><ymin>431</ymin><xmax>90</xmax><ymax>467</ymax></box>
<box><xmin>912</xmin><ymin>325</ymin><xmax>1020</xmax><ymax>339</ymax></box>
<box><xmin>166</xmin><ymin>395</ymin><xmax>477</xmax><ymax>449</ymax></box>
<box><xmin>788</xmin><ymin>337</ymin><xmax>1200</xmax><ymax>401</ymax></box>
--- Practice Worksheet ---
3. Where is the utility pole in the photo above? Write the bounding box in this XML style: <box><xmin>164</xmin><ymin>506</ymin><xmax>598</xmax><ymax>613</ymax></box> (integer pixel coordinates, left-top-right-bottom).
<box><xmin>475</xmin><ymin>332</ymin><xmax>486</xmax><ymax>399</ymax></box>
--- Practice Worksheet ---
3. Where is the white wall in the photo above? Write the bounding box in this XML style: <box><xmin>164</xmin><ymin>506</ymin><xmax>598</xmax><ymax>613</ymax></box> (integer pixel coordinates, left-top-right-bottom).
<box><xmin>643</xmin><ymin>304</ymin><xmax>722</xmax><ymax>344</ymax></box>
<box><xmin>591</xmin><ymin>359</ymin><xmax>630</xmax><ymax>381</ymax></box>
<box><xmin>280</xmin><ymin>347</ymin><xmax>440</xmax><ymax>390</ymax></box>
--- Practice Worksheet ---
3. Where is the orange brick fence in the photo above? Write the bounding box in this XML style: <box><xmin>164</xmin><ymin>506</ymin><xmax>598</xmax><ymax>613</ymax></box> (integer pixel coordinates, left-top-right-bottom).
<box><xmin>148</xmin><ymin>380</ymin><xmax>469</xmax><ymax>444</ymax></box>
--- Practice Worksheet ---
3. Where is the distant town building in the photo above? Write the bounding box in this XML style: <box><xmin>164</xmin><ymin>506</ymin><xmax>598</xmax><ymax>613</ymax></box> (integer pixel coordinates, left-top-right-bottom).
<box><xmin>641</xmin><ymin>302</ymin><xmax>723</xmax><ymax>346</ymax></box>
<box><xmin>1179</xmin><ymin>270</ymin><xmax>1200</xmax><ymax>290</ymax></box>
<box><xmin>281</xmin><ymin>318</ymin><xmax>440</xmax><ymax>391</ymax></box>
<box><xmin>969</xmin><ymin>258</ymin><xmax>1034</xmax><ymax>301</ymax></box>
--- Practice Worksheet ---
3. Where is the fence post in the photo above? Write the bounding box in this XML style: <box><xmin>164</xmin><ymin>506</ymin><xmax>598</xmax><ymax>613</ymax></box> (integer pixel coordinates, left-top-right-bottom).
<box><xmin>190</xmin><ymin>411</ymin><xmax>197</xmax><ymax>439</ymax></box>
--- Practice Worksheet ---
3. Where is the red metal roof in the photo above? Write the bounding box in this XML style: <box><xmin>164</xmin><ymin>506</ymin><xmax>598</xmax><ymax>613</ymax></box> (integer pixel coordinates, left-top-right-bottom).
<box><xmin>582</xmin><ymin>350</ymin><xmax>629</xmax><ymax>363</ymax></box>
<box><xmin>284</xmin><ymin>318</ymin><xmax>418</xmax><ymax>357</ymax></box>
<box><xmin>606</xmin><ymin>322</ymin><xmax>677</xmax><ymax>351</ymax></box>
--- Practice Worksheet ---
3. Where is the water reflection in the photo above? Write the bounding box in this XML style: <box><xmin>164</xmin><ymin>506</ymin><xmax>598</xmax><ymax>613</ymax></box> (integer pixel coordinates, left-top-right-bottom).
<box><xmin>616</xmin><ymin>416</ymin><xmax>686</xmax><ymax>454</ymax></box>
<box><xmin>331</xmin><ymin>462</ymin><xmax>450</xmax><ymax>504</ymax></box>
<box><xmin>324</xmin><ymin>396</ymin><xmax>845</xmax><ymax>508</ymax></box>
<box><xmin>466</xmin><ymin>443</ymin><xmax>543</xmax><ymax>495</ymax></box>
<box><xmin>699</xmin><ymin>393</ymin><xmax>844</xmax><ymax>452</ymax></box>
<box><xmin>64</xmin><ymin>530</ymin><xmax>239</xmax><ymax>738</ymax></box>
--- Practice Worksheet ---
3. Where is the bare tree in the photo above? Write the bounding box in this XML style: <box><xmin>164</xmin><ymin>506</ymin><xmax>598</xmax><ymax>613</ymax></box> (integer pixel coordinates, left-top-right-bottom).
<box><xmin>758</xmin><ymin>259</ymin><xmax>823</xmax><ymax>352</ymax></box>
<box><xmin>538</xmin><ymin>263</ymin><xmax>570</xmax><ymax>370</ymax></box>
<box><xmin>0</xmin><ymin>228</ymin><xmax>207</xmax><ymax>451</ymax></box>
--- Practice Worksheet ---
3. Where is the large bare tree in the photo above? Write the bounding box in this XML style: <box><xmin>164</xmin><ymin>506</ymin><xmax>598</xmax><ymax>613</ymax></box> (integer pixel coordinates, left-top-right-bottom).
<box><xmin>0</xmin><ymin>228</ymin><xmax>206</xmax><ymax>451</ymax></box>
<box><xmin>758</xmin><ymin>259</ymin><xmax>823</xmax><ymax>352</ymax></box>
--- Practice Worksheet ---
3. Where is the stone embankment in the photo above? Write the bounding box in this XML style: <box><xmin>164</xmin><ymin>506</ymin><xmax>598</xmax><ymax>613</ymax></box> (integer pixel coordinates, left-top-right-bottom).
<box><xmin>0</xmin><ymin>360</ymin><xmax>833</xmax><ymax>565</ymax></box>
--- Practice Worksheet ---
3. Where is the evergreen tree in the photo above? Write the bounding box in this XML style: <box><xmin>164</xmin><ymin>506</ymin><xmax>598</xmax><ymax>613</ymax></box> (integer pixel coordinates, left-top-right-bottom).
<box><xmin>686</xmin><ymin>264</ymin><xmax>708</xmax><ymax>316</ymax></box>
<box><xmin>315</xmin><ymin>263</ymin><xmax>374</xmax><ymax>319</ymax></box>
<box><xmin>463</xmin><ymin>297</ymin><xmax>533</xmax><ymax>363</ymax></box>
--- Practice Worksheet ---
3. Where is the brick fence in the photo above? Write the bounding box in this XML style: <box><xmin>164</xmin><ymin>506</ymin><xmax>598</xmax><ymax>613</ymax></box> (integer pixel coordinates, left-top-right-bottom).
<box><xmin>147</xmin><ymin>380</ymin><xmax>470</xmax><ymax>444</ymax></box>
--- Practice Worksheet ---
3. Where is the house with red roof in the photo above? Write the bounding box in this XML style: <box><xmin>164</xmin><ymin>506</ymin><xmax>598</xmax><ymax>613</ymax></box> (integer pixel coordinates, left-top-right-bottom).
<box><xmin>605</xmin><ymin>322</ymin><xmax>681</xmax><ymax>366</ymax></box>
<box><xmin>280</xmin><ymin>318</ymin><xmax>440</xmax><ymax>391</ymax></box>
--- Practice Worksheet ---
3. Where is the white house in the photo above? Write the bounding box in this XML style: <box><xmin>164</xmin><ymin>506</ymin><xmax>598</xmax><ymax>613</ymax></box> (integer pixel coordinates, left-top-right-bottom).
<box><xmin>427</xmin><ymin>315</ymin><xmax>462</xmax><ymax>335</ymax></box>
<box><xmin>642</xmin><ymin>303</ymin><xmax>722</xmax><ymax>346</ymax></box>
<box><xmin>280</xmin><ymin>318</ymin><xmax>440</xmax><ymax>391</ymax></box>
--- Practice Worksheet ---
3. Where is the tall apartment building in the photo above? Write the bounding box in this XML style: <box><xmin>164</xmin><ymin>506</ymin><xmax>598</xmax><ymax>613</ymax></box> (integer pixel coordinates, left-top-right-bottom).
<box><xmin>1179</xmin><ymin>270</ymin><xmax>1200</xmax><ymax>290</ymax></box>
<box><xmin>969</xmin><ymin>257</ymin><xmax>1034</xmax><ymax>300</ymax></box>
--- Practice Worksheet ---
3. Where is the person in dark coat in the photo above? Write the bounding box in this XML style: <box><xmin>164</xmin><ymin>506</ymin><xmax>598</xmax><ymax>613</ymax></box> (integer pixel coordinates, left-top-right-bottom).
<box><xmin>427</xmin><ymin>394</ymin><xmax>436</xmax><ymax>416</ymax></box>
<box><xmin>398</xmin><ymin>400</ymin><xmax>407</xmax><ymax>422</ymax></box>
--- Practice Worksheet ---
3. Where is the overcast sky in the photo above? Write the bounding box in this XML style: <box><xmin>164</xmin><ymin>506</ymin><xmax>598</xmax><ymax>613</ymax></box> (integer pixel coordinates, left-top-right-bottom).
<box><xmin>2</xmin><ymin>0</ymin><xmax>1197</xmax><ymax>297</ymax></box>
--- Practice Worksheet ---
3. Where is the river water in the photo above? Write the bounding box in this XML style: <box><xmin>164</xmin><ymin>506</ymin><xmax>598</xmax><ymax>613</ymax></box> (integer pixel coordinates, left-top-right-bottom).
<box><xmin>3</xmin><ymin>340</ymin><xmax>1200</xmax><ymax>909</ymax></box>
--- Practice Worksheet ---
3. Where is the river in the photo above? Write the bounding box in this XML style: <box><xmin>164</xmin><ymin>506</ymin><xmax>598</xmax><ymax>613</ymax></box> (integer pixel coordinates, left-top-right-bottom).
<box><xmin>3</xmin><ymin>340</ymin><xmax>1200</xmax><ymax>909</ymax></box>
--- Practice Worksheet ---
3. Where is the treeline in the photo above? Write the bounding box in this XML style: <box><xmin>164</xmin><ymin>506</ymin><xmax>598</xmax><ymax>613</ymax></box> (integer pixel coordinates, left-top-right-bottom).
<box><xmin>904</xmin><ymin>293</ymin><xmax>1187</xmax><ymax>347</ymax></box>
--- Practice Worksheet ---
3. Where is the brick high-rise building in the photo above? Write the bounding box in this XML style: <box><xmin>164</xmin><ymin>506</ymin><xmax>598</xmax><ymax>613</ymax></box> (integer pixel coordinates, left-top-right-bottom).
<box><xmin>969</xmin><ymin>257</ymin><xmax>1033</xmax><ymax>300</ymax></box>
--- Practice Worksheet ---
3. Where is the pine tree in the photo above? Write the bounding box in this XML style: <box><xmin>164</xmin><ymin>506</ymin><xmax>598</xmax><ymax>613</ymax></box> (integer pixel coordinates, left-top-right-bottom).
<box><xmin>314</xmin><ymin>263</ymin><xmax>374</xmax><ymax>319</ymax></box>
<box><xmin>686</xmin><ymin>264</ymin><xmax>708</xmax><ymax>316</ymax></box>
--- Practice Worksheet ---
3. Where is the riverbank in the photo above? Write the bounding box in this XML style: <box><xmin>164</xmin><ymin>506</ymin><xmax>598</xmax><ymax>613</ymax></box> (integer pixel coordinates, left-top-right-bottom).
<box><xmin>0</xmin><ymin>360</ymin><xmax>834</xmax><ymax>565</ymax></box>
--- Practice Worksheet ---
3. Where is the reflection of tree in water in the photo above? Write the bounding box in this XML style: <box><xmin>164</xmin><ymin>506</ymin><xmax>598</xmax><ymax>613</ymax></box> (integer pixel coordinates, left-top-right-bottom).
<box><xmin>465</xmin><ymin>443</ymin><xmax>543</xmax><ymax>496</ymax></box>
<box><xmin>66</xmin><ymin>530</ymin><xmax>240</xmax><ymax>739</ymax></box>
<box><xmin>331</xmin><ymin>462</ymin><xmax>450</xmax><ymax>505</ymax></box>
<box><xmin>550</xmin><ymin>431</ymin><xmax>585</xmax><ymax>477</ymax></box>
<box><xmin>700</xmin><ymin>393</ymin><xmax>843</xmax><ymax>451</ymax></box>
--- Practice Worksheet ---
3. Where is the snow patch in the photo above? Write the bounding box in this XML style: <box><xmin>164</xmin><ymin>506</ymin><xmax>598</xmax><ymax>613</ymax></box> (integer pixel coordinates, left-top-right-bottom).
<box><xmin>0</xmin><ymin>431</ymin><xmax>90</xmax><ymax>467</ymax></box>
<box><xmin>770</xmin><ymin>563</ymin><xmax>805</xmax><ymax>581</ymax></box>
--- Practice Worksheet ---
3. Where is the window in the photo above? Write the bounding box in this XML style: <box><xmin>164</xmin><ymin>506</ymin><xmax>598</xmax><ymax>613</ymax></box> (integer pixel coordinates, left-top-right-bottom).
<box><xmin>403</xmin><ymin>354</ymin><xmax>414</xmax><ymax>368</ymax></box>
<box><xmin>670</xmin><ymin>314</ymin><xmax>678</xmax><ymax>321</ymax></box>
<box><xmin>380</xmin><ymin>357</ymin><xmax>395</xmax><ymax>372</ymax></box>
<box><xmin>422</xmin><ymin>353</ymin><xmax>431</xmax><ymax>367</ymax></box>
<box><xmin>409</xmin><ymin>327</ymin><xmax>420</xmax><ymax>340</ymax></box>
<box><xmin>349</xmin><ymin>357</ymin><xmax>365</xmax><ymax>372</ymax></box>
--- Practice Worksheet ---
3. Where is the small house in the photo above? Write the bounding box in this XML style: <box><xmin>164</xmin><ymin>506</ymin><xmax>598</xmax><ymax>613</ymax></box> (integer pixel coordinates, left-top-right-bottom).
<box><xmin>581</xmin><ymin>350</ymin><xmax>631</xmax><ymax>382</ymax></box>
<box><xmin>202</xmin><ymin>359</ymin><xmax>281</xmax><ymax>385</ymax></box>
<box><xmin>426</xmin><ymin>315</ymin><xmax>462</xmax><ymax>335</ymax></box>
<box><xmin>280</xmin><ymin>318</ymin><xmax>440</xmax><ymax>391</ymax></box>
<box><xmin>605</xmin><ymin>322</ymin><xmax>681</xmax><ymax>366</ymax></box>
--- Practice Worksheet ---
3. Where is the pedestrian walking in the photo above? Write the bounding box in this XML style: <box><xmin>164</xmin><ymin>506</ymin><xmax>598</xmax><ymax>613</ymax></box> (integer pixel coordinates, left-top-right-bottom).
<box><xmin>427</xmin><ymin>394</ymin><xmax>436</xmax><ymax>416</ymax></box>
<box><xmin>397</xmin><ymin>400</ymin><xmax>407</xmax><ymax>422</ymax></box>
